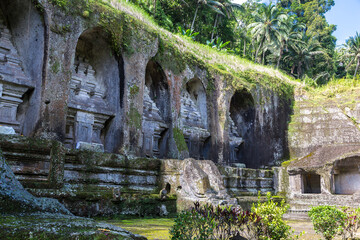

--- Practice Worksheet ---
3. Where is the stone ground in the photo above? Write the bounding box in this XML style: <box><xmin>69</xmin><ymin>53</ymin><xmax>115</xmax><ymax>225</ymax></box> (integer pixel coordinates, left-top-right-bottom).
<box><xmin>106</xmin><ymin>218</ymin><xmax>360</xmax><ymax>240</ymax></box>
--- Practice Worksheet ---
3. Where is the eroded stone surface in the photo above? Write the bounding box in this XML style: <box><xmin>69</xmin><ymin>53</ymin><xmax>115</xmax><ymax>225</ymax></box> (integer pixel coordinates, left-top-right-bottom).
<box><xmin>0</xmin><ymin>10</ymin><xmax>33</xmax><ymax>133</ymax></box>
<box><xmin>180</xmin><ymin>79</ymin><xmax>211</xmax><ymax>160</ymax></box>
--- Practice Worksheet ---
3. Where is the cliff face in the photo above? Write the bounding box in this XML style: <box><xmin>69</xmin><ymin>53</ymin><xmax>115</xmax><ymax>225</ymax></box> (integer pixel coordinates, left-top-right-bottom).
<box><xmin>289</xmin><ymin>85</ymin><xmax>360</xmax><ymax>160</ymax></box>
<box><xmin>0</xmin><ymin>0</ymin><xmax>294</xmax><ymax>168</ymax></box>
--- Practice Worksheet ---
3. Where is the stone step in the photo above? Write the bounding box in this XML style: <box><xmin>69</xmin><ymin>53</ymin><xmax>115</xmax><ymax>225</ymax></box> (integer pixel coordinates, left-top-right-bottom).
<box><xmin>3</xmin><ymin>151</ymin><xmax>51</xmax><ymax>162</ymax></box>
<box><xmin>229</xmin><ymin>187</ymin><xmax>274</xmax><ymax>196</ymax></box>
<box><xmin>224</xmin><ymin>178</ymin><xmax>273</xmax><ymax>188</ymax></box>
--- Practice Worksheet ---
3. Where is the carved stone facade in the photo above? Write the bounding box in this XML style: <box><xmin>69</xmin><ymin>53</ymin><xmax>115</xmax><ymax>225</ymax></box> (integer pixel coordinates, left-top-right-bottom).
<box><xmin>0</xmin><ymin>11</ymin><xmax>33</xmax><ymax>133</ymax></box>
<box><xmin>141</xmin><ymin>60</ymin><xmax>171</xmax><ymax>158</ymax></box>
<box><xmin>65</xmin><ymin>57</ymin><xmax>113</xmax><ymax>151</ymax></box>
<box><xmin>228</xmin><ymin>117</ymin><xmax>244</xmax><ymax>163</ymax></box>
<box><xmin>142</xmin><ymin>85</ymin><xmax>168</xmax><ymax>157</ymax></box>
<box><xmin>181</xmin><ymin>86</ymin><xmax>210</xmax><ymax>159</ymax></box>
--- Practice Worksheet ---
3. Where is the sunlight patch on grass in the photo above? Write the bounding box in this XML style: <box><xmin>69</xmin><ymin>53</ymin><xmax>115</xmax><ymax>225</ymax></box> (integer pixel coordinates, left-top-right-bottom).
<box><xmin>105</xmin><ymin>218</ymin><xmax>174</xmax><ymax>240</ymax></box>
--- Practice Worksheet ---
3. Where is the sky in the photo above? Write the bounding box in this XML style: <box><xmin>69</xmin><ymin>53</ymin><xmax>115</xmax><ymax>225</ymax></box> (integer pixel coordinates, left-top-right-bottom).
<box><xmin>231</xmin><ymin>0</ymin><xmax>360</xmax><ymax>46</ymax></box>
<box><xmin>325</xmin><ymin>0</ymin><xmax>360</xmax><ymax>46</ymax></box>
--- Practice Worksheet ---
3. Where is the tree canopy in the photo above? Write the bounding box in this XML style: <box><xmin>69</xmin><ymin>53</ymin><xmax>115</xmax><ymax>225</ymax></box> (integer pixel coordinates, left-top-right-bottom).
<box><xmin>128</xmin><ymin>0</ymin><xmax>359</xmax><ymax>84</ymax></box>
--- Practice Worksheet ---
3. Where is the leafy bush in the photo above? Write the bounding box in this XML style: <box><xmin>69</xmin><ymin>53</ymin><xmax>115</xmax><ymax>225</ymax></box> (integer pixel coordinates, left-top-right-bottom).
<box><xmin>178</xmin><ymin>26</ymin><xmax>199</xmax><ymax>40</ymax></box>
<box><xmin>251</xmin><ymin>192</ymin><xmax>299</xmax><ymax>240</ymax></box>
<box><xmin>340</xmin><ymin>207</ymin><xmax>360</xmax><ymax>239</ymax></box>
<box><xmin>169</xmin><ymin>202</ymin><xmax>260</xmax><ymax>240</ymax></box>
<box><xmin>308</xmin><ymin>205</ymin><xmax>346</xmax><ymax>240</ymax></box>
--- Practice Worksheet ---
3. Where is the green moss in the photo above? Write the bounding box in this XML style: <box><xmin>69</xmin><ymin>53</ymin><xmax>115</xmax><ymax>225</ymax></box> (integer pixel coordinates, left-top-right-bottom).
<box><xmin>51</xmin><ymin>60</ymin><xmax>60</xmax><ymax>74</ymax></box>
<box><xmin>281</xmin><ymin>159</ymin><xmax>295</xmax><ymax>168</ymax></box>
<box><xmin>50</xmin><ymin>23</ymin><xmax>71</xmax><ymax>35</ymax></box>
<box><xmin>172</xmin><ymin>127</ymin><xmax>188</xmax><ymax>153</ymax></box>
<box><xmin>129</xmin><ymin>85</ymin><xmax>140</xmax><ymax>97</ymax></box>
<box><xmin>127</xmin><ymin>107</ymin><xmax>142</xmax><ymax>129</ymax></box>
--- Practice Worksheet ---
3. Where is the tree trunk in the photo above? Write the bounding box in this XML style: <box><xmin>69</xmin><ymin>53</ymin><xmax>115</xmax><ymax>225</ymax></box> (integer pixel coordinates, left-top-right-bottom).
<box><xmin>298</xmin><ymin>61</ymin><xmax>302</xmax><ymax>79</ymax></box>
<box><xmin>243</xmin><ymin>39</ymin><xmax>246</xmax><ymax>57</ymax></box>
<box><xmin>191</xmin><ymin>5</ymin><xmax>200</xmax><ymax>31</ymax></box>
<box><xmin>211</xmin><ymin>14</ymin><xmax>219</xmax><ymax>41</ymax></box>
<box><xmin>291</xmin><ymin>64</ymin><xmax>295</xmax><ymax>75</ymax></box>
<box><xmin>277</xmin><ymin>43</ymin><xmax>284</xmax><ymax>69</ymax></box>
<box><xmin>153</xmin><ymin>0</ymin><xmax>157</xmax><ymax>18</ymax></box>
<box><xmin>254</xmin><ymin>36</ymin><xmax>265</xmax><ymax>63</ymax></box>
<box><xmin>354</xmin><ymin>56</ymin><xmax>360</xmax><ymax>79</ymax></box>
<box><xmin>262</xmin><ymin>49</ymin><xmax>266</xmax><ymax>64</ymax></box>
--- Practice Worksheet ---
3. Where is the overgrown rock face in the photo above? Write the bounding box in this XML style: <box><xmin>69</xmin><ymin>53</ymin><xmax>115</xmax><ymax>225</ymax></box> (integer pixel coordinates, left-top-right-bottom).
<box><xmin>0</xmin><ymin>0</ymin><xmax>292</xmax><ymax>168</ymax></box>
<box><xmin>224</xmin><ymin>87</ymin><xmax>292</xmax><ymax>168</ymax></box>
<box><xmin>289</xmin><ymin>92</ymin><xmax>360</xmax><ymax>159</ymax></box>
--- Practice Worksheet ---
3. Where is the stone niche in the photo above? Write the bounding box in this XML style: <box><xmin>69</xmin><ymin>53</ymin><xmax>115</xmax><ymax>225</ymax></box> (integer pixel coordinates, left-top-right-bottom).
<box><xmin>302</xmin><ymin>173</ymin><xmax>321</xmax><ymax>194</ymax></box>
<box><xmin>228</xmin><ymin>90</ymin><xmax>255</xmax><ymax>165</ymax></box>
<box><xmin>65</xmin><ymin>28</ymin><xmax>120</xmax><ymax>152</ymax></box>
<box><xmin>180</xmin><ymin>78</ymin><xmax>210</xmax><ymax>159</ymax></box>
<box><xmin>142</xmin><ymin>60</ymin><xmax>171</xmax><ymax>158</ymax></box>
<box><xmin>334</xmin><ymin>157</ymin><xmax>360</xmax><ymax>195</ymax></box>
<box><xmin>0</xmin><ymin>10</ymin><xmax>34</xmax><ymax>134</ymax></box>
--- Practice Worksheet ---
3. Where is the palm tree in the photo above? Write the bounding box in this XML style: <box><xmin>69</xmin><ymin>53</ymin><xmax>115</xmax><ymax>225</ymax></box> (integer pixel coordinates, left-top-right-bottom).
<box><xmin>248</xmin><ymin>3</ymin><xmax>287</xmax><ymax>63</ymax></box>
<box><xmin>275</xmin><ymin>15</ymin><xmax>305</xmax><ymax>69</ymax></box>
<box><xmin>210</xmin><ymin>0</ymin><xmax>244</xmax><ymax>41</ymax></box>
<box><xmin>344</xmin><ymin>32</ymin><xmax>360</xmax><ymax>78</ymax></box>
<box><xmin>190</xmin><ymin>0</ymin><xmax>225</xmax><ymax>31</ymax></box>
<box><xmin>285</xmin><ymin>35</ymin><xmax>324</xmax><ymax>79</ymax></box>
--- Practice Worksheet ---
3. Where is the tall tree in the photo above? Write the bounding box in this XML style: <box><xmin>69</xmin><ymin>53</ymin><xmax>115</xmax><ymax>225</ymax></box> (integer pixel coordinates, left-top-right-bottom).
<box><xmin>344</xmin><ymin>32</ymin><xmax>360</xmax><ymax>78</ymax></box>
<box><xmin>190</xmin><ymin>0</ymin><xmax>225</xmax><ymax>31</ymax></box>
<box><xmin>248</xmin><ymin>3</ymin><xmax>287</xmax><ymax>63</ymax></box>
<box><xmin>275</xmin><ymin>15</ymin><xmax>305</xmax><ymax>68</ymax></box>
<box><xmin>285</xmin><ymin>35</ymin><xmax>323</xmax><ymax>78</ymax></box>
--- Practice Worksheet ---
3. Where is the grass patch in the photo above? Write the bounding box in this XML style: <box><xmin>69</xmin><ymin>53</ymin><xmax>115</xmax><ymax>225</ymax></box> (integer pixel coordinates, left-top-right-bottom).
<box><xmin>104</xmin><ymin>217</ymin><xmax>174</xmax><ymax>240</ymax></box>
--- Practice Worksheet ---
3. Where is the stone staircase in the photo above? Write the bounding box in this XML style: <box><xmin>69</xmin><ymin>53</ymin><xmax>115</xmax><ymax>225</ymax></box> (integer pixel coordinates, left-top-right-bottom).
<box><xmin>0</xmin><ymin>135</ymin><xmax>54</xmax><ymax>188</ymax></box>
<box><xmin>220</xmin><ymin>166</ymin><xmax>275</xmax><ymax>197</ymax></box>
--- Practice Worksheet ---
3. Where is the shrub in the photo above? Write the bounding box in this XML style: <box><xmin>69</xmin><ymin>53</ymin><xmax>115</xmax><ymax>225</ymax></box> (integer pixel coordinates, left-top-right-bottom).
<box><xmin>251</xmin><ymin>192</ymin><xmax>299</xmax><ymax>240</ymax></box>
<box><xmin>308</xmin><ymin>205</ymin><xmax>346</xmax><ymax>240</ymax></box>
<box><xmin>340</xmin><ymin>207</ymin><xmax>360</xmax><ymax>239</ymax></box>
<box><xmin>169</xmin><ymin>202</ymin><xmax>260</xmax><ymax>240</ymax></box>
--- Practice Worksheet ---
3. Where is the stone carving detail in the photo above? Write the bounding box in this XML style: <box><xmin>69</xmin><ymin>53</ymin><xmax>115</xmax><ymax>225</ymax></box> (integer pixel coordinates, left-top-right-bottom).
<box><xmin>70</xmin><ymin>57</ymin><xmax>106</xmax><ymax>102</ymax></box>
<box><xmin>228</xmin><ymin>116</ymin><xmax>244</xmax><ymax>163</ymax></box>
<box><xmin>142</xmin><ymin>85</ymin><xmax>168</xmax><ymax>157</ymax></box>
<box><xmin>181</xmin><ymin>90</ymin><xmax>210</xmax><ymax>159</ymax></box>
<box><xmin>66</xmin><ymin>57</ymin><xmax>112</xmax><ymax>151</ymax></box>
<box><xmin>0</xmin><ymin>13</ymin><xmax>33</xmax><ymax>133</ymax></box>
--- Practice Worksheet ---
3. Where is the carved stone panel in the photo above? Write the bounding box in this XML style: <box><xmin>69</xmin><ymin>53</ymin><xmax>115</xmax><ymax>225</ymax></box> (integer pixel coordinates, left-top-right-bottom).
<box><xmin>181</xmin><ymin>90</ymin><xmax>210</xmax><ymax>159</ymax></box>
<box><xmin>0</xmin><ymin>13</ymin><xmax>33</xmax><ymax>132</ymax></box>
<box><xmin>142</xmin><ymin>86</ymin><xmax>168</xmax><ymax>158</ymax></box>
<box><xmin>66</xmin><ymin>54</ymin><xmax>113</xmax><ymax>151</ymax></box>
<box><xmin>228</xmin><ymin>117</ymin><xmax>244</xmax><ymax>163</ymax></box>
<box><xmin>65</xmin><ymin>108</ymin><xmax>111</xmax><ymax>151</ymax></box>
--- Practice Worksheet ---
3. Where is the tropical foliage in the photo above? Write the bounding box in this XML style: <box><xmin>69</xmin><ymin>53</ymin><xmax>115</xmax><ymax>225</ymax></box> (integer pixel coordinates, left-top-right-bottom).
<box><xmin>128</xmin><ymin>0</ymin><xmax>358</xmax><ymax>84</ymax></box>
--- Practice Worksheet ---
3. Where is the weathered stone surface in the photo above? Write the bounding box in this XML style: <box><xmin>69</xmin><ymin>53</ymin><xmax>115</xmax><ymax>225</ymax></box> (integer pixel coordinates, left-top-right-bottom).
<box><xmin>161</xmin><ymin>158</ymin><xmax>237</xmax><ymax>211</ymax></box>
<box><xmin>0</xmin><ymin>126</ymin><xmax>16</xmax><ymax>135</ymax></box>
<box><xmin>0</xmin><ymin>9</ymin><xmax>34</xmax><ymax>134</ymax></box>
<box><xmin>219</xmin><ymin>165</ymin><xmax>275</xmax><ymax>196</ymax></box>
<box><xmin>76</xmin><ymin>141</ymin><xmax>104</xmax><ymax>152</ymax></box>
<box><xmin>0</xmin><ymin>151</ymin><xmax>70</xmax><ymax>214</ymax></box>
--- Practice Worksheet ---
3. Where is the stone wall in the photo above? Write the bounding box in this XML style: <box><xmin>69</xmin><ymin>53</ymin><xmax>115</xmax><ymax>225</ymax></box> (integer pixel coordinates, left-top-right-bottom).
<box><xmin>1</xmin><ymin>134</ymin><xmax>278</xmax><ymax>215</ymax></box>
